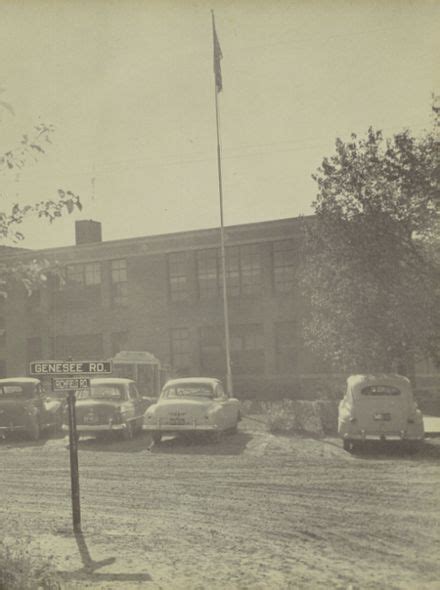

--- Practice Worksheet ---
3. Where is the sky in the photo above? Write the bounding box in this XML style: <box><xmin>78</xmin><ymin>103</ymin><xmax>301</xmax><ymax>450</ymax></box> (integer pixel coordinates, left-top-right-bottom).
<box><xmin>0</xmin><ymin>0</ymin><xmax>439</xmax><ymax>250</ymax></box>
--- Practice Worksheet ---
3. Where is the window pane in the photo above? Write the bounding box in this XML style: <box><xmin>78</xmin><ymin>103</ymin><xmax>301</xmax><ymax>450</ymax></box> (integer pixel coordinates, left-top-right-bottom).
<box><xmin>197</xmin><ymin>249</ymin><xmax>220</xmax><ymax>299</ymax></box>
<box><xmin>168</xmin><ymin>253</ymin><xmax>187</xmax><ymax>302</ymax></box>
<box><xmin>230</xmin><ymin>324</ymin><xmax>264</xmax><ymax>374</ymax></box>
<box><xmin>85</xmin><ymin>262</ymin><xmax>101</xmax><ymax>285</ymax></box>
<box><xmin>111</xmin><ymin>260</ymin><xmax>128</xmax><ymax>306</ymax></box>
<box><xmin>171</xmin><ymin>328</ymin><xmax>191</xmax><ymax>372</ymax></box>
<box><xmin>66</xmin><ymin>264</ymin><xmax>84</xmax><ymax>285</ymax></box>
<box><xmin>273</xmin><ymin>240</ymin><xmax>296</xmax><ymax>293</ymax></box>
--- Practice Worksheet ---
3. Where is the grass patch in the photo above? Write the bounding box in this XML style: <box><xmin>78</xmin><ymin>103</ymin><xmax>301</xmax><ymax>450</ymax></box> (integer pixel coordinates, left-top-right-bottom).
<box><xmin>0</xmin><ymin>539</ymin><xmax>61</xmax><ymax>590</ymax></box>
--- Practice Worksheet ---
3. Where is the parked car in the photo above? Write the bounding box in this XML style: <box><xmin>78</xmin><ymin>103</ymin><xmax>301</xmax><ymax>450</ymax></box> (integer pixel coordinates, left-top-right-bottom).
<box><xmin>0</xmin><ymin>377</ymin><xmax>63</xmax><ymax>441</ymax></box>
<box><xmin>338</xmin><ymin>374</ymin><xmax>424</xmax><ymax>452</ymax></box>
<box><xmin>143</xmin><ymin>377</ymin><xmax>241</xmax><ymax>443</ymax></box>
<box><xmin>63</xmin><ymin>377</ymin><xmax>152</xmax><ymax>440</ymax></box>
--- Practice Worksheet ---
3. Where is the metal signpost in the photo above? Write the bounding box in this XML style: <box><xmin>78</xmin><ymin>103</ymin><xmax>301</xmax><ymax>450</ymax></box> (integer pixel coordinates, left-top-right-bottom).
<box><xmin>30</xmin><ymin>360</ymin><xmax>112</xmax><ymax>533</ymax></box>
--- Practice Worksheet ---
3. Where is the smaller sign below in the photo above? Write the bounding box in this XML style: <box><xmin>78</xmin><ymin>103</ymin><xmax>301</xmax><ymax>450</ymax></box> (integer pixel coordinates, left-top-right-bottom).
<box><xmin>52</xmin><ymin>377</ymin><xmax>90</xmax><ymax>392</ymax></box>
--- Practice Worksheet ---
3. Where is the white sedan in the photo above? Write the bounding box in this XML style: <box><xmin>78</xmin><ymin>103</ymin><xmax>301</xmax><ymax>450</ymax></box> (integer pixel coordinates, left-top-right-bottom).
<box><xmin>143</xmin><ymin>377</ymin><xmax>241</xmax><ymax>443</ymax></box>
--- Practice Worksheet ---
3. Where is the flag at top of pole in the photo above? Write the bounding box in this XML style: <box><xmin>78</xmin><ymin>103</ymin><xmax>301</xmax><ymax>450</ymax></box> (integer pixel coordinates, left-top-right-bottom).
<box><xmin>212</xmin><ymin>11</ymin><xmax>223</xmax><ymax>93</ymax></box>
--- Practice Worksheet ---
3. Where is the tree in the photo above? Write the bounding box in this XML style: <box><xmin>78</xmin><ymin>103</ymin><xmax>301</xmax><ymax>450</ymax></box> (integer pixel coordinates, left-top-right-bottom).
<box><xmin>0</xmin><ymin>97</ymin><xmax>81</xmax><ymax>293</ymax></box>
<box><xmin>300</xmin><ymin>99</ymin><xmax>440</xmax><ymax>378</ymax></box>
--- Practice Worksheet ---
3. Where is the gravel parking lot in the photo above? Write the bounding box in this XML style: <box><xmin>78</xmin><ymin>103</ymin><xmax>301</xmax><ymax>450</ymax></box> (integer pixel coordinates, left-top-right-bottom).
<box><xmin>1</xmin><ymin>418</ymin><xmax>440</xmax><ymax>590</ymax></box>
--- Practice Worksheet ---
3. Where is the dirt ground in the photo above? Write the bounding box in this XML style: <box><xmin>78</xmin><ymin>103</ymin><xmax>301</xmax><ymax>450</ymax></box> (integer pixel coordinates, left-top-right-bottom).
<box><xmin>1</xmin><ymin>418</ymin><xmax>440</xmax><ymax>590</ymax></box>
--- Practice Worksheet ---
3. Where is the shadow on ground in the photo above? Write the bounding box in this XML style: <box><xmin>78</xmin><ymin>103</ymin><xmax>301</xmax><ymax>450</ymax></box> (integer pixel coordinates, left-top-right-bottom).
<box><xmin>0</xmin><ymin>429</ymin><xmax>65</xmax><ymax>449</ymax></box>
<box><xmin>76</xmin><ymin>429</ymin><xmax>253</xmax><ymax>456</ymax></box>
<box><xmin>342</xmin><ymin>439</ymin><xmax>440</xmax><ymax>462</ymax></box>
<box><xmin>58</xmin><ymin>531</ymin><xmax>152</xmax><ymax>585</ymax></box>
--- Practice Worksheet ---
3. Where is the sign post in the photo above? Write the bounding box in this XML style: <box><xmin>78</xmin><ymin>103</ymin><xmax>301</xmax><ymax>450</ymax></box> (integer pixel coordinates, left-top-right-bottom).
<box><xmin>67</xmin><ymin>387</ymin><xmax>81</xmax><ymax>532</ymax></box>
<box><xmin>30</xmin><ymin>360</ymin><xmax>112</xmax><ymax>533</ymax></box>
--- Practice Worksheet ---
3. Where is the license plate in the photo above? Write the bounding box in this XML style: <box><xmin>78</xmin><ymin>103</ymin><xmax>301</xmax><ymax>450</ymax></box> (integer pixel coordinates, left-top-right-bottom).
<box><xmin>169</xmin><ymin>418</ymin><xmax>186</xmax><ymax>425</ymax></box>
<box><xmin>84</xmin><ymin>413</ymin><xmax>99</xmax><ymax>424</ymax></box>
<box><xmin>373</xmin><ymin>413</ymin><xmax>391</xmax><ymax>421</ymax></box>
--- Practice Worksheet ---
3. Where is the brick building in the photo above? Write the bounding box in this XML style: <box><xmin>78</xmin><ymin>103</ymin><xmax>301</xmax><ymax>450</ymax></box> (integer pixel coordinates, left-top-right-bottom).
<box><xmin>0</xmin><ymin>216</ymin><xmax>326</xmax><ymax>397</ymax></box>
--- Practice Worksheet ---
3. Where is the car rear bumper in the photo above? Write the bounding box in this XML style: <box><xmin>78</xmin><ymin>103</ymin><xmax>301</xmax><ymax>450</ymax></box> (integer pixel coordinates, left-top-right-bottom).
<box><xmin>143</xmin><ymin>424</ymin><xmax>218</xmax><ymax>432</ymax></box>
<box><xmin>62</xmin><ymin>424</ymin><xmax>126</xmax><ymax>433</ymax></box>
<box><xmin>342</xmin><ymin>432</ymin><xmax>424</xmax><ymax>441</ymax></box>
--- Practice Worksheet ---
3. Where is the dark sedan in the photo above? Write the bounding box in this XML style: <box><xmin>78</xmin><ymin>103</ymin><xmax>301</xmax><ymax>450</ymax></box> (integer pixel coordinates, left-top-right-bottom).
<box><xmin>63</xmin><ymin>377</ymin><xmax>153</xmax><ymax>440</ymax></box>
<box><xmin>0</xmin><ymin>378</ymin><xmax>63</xmax><ymax>441</ymax></box>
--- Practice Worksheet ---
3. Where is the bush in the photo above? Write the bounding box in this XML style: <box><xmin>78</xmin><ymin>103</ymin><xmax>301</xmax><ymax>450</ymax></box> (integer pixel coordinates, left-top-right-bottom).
<box><xmin>0</xmin><ymin>540</ymin><xmax>61</xmax><ymax>590</ymax></box>
<box><xmin>243</xmin><ymin>399</ymin><xmax>339</xmax><ymax>435</ymax></box>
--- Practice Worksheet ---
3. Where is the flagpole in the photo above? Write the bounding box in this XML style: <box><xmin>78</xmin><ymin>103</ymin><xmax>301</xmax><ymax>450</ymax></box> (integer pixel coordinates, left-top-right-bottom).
<box><xmin>211</xmin><ymin>10</ymin><xmax>233</xmax><ymax>396</ymax></box>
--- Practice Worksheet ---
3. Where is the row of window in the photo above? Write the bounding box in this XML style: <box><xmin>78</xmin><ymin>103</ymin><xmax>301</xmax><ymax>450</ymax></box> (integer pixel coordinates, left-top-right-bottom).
<box><xmin>41</xmin><ymin>240</ymin><xmax>296</xmax><ymax>308</ymax></box>
<box><xmin>169</xmin><ymin>240</ymin><xmax>297</xmax><ymax>301</ymax></box>
<box><xmin>51</xmin><ymin>259</ymin><xmax>128</xmax><ymax>307</ymax></box>
<box><xmin>26</xmin><ymin>322</ymin><xmax>298</xmax><ymax>376</ymax></box>
<box><xmin>171</xmin><ymin>323</ymin><xmax>297</xmax><ymax>374</ymax></box>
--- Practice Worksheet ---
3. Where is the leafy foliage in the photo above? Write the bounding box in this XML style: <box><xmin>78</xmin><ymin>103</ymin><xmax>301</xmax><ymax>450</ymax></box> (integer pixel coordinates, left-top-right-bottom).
<box><xmin>0</xmin><ymin>97</ymin><xmax>81</xmax><ymax>293</ymax></box>
<box><xmin>300</xmin><ymin>100</ymin><xmax>440</xmax><ymax>375</ymax></box>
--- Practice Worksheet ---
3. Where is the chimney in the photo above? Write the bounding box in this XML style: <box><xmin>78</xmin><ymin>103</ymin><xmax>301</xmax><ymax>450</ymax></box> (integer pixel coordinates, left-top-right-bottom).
<box><xmin>75</xmin><ymin>220</ymin><xmax>102</xmax><ymax>245</ymax></box>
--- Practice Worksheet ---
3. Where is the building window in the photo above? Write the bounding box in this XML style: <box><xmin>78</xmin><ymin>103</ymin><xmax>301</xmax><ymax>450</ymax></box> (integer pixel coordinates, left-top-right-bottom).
<box><xmin>66</xmin><ymin>262</ymin><xmax>101</xmax><ymax>286</ymax></box>
<box><xmin>230</xmin><ymin>324</ymin><xmax>265</xmax><ymax>374</ymax></box>
<box><xmin>84</xmin><ymin>262</ymin><xmax>101</xmax><ymax>286</ymax></box>
<box><xmin>65</xmin><ymin>262</ymin><xmax>102</xmax><ymax>301</ymax></box>
<box><xmin>197</xmin><ymin>244</ymin><xmax>262</xmax><ymax>299</ymax></box>
<box><xmin>111</xmin><ymin>259</ymin><xmax>128</xmax><ymax>307</ymax></box>
<box><xmin>50</xmin><ymin>333</ymin><xmax>104</xmax><ymax>359</ymax></box>
<box><xmin>168</xmin><ymin>253</ymin><xmax>187</xmax><ymax>302</ymax></box>
<box><xmin>197</xmin><ymin>249</ymin><xmax>220</xmax><ymax>299</ymax></box>
<box><xmin>275</xmin><ymin>321</ymin><xmax>297</xmax><ymax>373</ymax></box>
<box><xmin>273</xmin><ymin>240</ymin><xmax>296</xmax><ymax>293</ymax></box>
<box><xmin>66</xmin><ymin>264</ymin><xmax>84</xmax><ymax>286</ymax></box>
<box><xmin>239</xmin><ymin>244</ymin><xmax>261</xmax><ymax>295</ymax></box>
<box><xmin>199</xmin><ymin>326</ymin><xmax>224</xmax><ymax>374</ymax></box>
<box><xmin>111</xmin><ymin>331</ymin><xmax>129</xmax><ymax>356</ymax></box>
<box><xmin>26</xmin><ymin>337</ymin><xmax>42</xmax><ymax>363</ymax></box>
<box><xmin>171</xmin><ymin>328</ymin><xmax>191</xmax><ymax>373</ymax></box>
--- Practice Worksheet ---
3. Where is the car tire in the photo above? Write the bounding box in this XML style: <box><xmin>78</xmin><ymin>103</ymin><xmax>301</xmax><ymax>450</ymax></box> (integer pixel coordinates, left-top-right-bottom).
<box><xmin>152</xmin><ymin>432</ymin><xmax>162</xmax><ymax>444</ymax></box>
<box><xmin>123</xmin><ymin>421</ymin><xmax>134</xmax><ymax>441</ymax></box>
<box><xmin>210</xmin><ymin>431</ymin><xmax>223</xmax><ymax>444</ymax></box>
<box><xmin>229</xmin><ymin>423</ymin><xmax>239</xmax><ymax>435</ymax></box>
<box><xmin>343</xmin><ymin>439</ymin><xmax>354</xmax><ymax>453</ymax></box>
<box><xmin>28</xmin><ymin>419</ymin><xmax>40</xmax><ymax>442</ymax></box>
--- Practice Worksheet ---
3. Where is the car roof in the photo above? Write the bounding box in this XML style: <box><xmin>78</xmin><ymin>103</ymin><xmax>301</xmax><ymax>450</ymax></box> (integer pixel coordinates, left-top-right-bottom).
<box><xmin>89</xmin><ymin>378</ymin><xmax>135</xmax><ymax>385</ymax></box>
<box><xmin>347</xmin><ymin>374</ymin><xmax>411</xmax><ymax>389</ymax></box>
<box><xmin>0</xmin><ymin>377</ymin><xmax>40</xmax><ymax>384</ymax></box>
<box><xmin>164</xmin><ymin>377</ymin><xmax>221</xmax><ymax>388</ymax></box>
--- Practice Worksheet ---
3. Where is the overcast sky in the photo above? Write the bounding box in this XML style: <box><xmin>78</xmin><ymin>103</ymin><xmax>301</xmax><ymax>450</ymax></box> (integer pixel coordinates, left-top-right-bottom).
<box><xmin>1</xmin><ymin>0</ymin><xmax>439</xmax><ymax>250</ymax></box>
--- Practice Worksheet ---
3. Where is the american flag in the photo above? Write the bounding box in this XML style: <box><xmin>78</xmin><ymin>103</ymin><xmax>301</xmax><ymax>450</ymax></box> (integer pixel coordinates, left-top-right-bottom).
<box><xmin>212</xmin><ymin>15</ymin><xmax>223</xmax><ymax>93</ymax></box>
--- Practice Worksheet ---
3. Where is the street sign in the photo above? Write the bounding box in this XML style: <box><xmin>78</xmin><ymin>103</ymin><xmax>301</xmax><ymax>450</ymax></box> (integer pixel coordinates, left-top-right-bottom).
<box><xmin>52</xmin><ymin>377</ymin><xmax>90</xmax><ymax>392</ymax></box>
<box><xmin>30</xmin><ymin>361</ymin><xmax>112</xmax><ymax>375</ymax></box>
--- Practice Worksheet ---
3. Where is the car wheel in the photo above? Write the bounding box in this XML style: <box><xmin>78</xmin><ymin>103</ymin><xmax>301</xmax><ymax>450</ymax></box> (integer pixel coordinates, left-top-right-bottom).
<box><xmin>28</xmin><ymin>419</ymin><xmax>40</xmax><ymax>442</ymax></box>
<box><xmin>210</xmin><ymin>431</ymin><xmax>223</xmax><ymax>444</ymax></box>
<box><xmin>405</xmin><ymin>440</ymin><xmax>422</xmax><ymax>454</ymax></box>
<box><xmin>122</xmin><ymin>421</ymin><xmax>134</xmax><ymax>441</ymax></box>
<box><xmin>343</xmin><ymin>438</ymin><xmax>354</xmax><ymax>453</ymax></box>
<box><xmin>152</xmin><ymin>432</ymin><xmax>162</xmax><ymax>444</ymax></box>
<box><xmin>229</xmin><ymin>423</ymin><xmax>239</xmax><ymax>435</ymax></box>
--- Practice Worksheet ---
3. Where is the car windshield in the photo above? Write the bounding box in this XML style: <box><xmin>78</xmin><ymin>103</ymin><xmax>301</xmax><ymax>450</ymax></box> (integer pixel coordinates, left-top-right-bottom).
<box><xmin>0</xmin><ymin>384</ymin><xmax>33</xmax><ymax>398</ymax></box>
<box><xmin>162</xmin><ymin>384</ymin><xmax>214</xmax><ymax>400</ymax></box>
<box><xmin>360</xmin><ymin>385</ymin><xmax>401</xmax><ymax>396</ymax></box>
<box><xmin>76</xmin><ymin>384</ymin><xmax>125</xmax><ymax>401</ymax></box>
